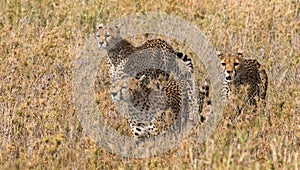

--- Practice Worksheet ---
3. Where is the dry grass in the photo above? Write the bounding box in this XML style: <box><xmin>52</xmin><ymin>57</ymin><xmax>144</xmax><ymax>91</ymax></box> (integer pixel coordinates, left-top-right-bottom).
<box><xmin>0</xmin><ymin>0</ymin><xmax>299</xmax><ymax>169</ymax></box>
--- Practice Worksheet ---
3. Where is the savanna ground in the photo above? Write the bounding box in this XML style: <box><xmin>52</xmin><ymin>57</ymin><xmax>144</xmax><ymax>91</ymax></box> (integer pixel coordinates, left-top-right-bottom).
<box><xmin>0</xmin><ymin>0</ymin><xmax>299</xmax><ymax>169</ymax></box>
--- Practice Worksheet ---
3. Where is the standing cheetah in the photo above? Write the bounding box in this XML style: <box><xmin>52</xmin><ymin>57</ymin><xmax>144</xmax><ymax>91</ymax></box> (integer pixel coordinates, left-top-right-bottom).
<box><xmin>96</xmin><ymin>24</ymin><xmax>193</xmax><ymax>81</ymax></box>
<box><xmin>96</xmin><ymin>24</ymin><xmax>135</xmax><ymax>81</ymax></box>
<box><xmin>218</xmin><ymin>52</ymin><xmax>268</xmax><ymax>107</ymax></box>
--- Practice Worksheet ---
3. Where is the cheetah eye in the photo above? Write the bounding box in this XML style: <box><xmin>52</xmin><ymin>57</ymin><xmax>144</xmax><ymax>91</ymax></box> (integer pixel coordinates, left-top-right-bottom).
<box><xmin>105</xmin><ymin>34</ymin><xmax>110</xmax><ymax>38</ymax></box>
<box><xmin>221</xmin><ymin>63</ymin><xmax>226</xmax><ymax>66</ymax></box>
<box><xmin>234</xmin><ymin>63</ymin><xmax>239</xmax><ymax>66</ymax></box>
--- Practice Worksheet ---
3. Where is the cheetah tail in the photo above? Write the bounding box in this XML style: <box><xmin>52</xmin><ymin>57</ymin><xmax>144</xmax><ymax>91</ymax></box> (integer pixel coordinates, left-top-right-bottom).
<box><xmin>175</xmin><ymin>52</ymin><xmax>193</xmax><ymax>70</ymax></box>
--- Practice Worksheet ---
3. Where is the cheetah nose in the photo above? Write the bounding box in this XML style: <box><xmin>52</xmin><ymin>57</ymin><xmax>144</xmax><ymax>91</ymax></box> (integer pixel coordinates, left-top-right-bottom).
<box><xmin>111</xmin><ymin>92</ymin><xmax>117</xmax><ymax>97</ymax></box>
<box><xmin>226</xmin><ymin>76</ymin><xmax>232</xmax><ymax>81</ymax></box>
<box><xmin>98</xmin><ymin>41</ymin><xmax>104</xmax><ymax>47</ymax></box>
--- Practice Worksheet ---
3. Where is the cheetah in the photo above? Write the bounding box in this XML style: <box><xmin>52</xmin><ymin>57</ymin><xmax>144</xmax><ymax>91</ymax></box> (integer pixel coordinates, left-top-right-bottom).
<box><xmin>111</xmin><ymin>71</ymin><xmax>211</xmax><ymax>138</ymax></box>
<box><xmin>218</xmin><ymin>52</ymin><xmax>268</xmax><ymax>107</ymax></box>
<box><xmin>96</xmin><ymin>24</ymin><xmax>193</xmax><ymax>81</ymax></box>
<box><xmin>111</xmin><ymin>73</ymin><xmax>182</xmax><ymax>138</ymax></box>
<box><xmin>96</xmin><ymin>24</ymin><xmax>135</xmax><ymax>81</ymax></box>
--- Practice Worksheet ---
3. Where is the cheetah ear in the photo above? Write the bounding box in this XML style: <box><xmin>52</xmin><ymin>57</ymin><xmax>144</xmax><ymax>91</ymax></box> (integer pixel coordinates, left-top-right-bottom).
<box><xmin>139</xmin><ymin>75</ymin><xmax>147</xmax><ymax>81</ymax></box>
<box><xmin>97</xmin><ymin>23</ymin><xmax>104</xmax><ymax>29</ymax></box>
<box><xmin>216</xmin><ymin>51</ymin><xmax>223</xmax><ymax>57</ymax></box>
<box><xmin>113</xmin><ymin>23</ymin><xmax>122</xmax><ymax>35</ymax></box>
<box><xmin>168</xmin><ymin>74</ymin><xmax>175</xmax><ymax>81</ymax></box>
<box><xmin>115</xmin><ymin>23</ymin><xmax>122</xmax><ymax>30</ymax></box>
<box><xmin>139</xmin><ymin>75</ymin><xmax>151</xmax><ymax>85</ymax></box>
<box><xmin>158</xmin><ymin>74</ymin><xmax>165</xmax><ymax>82</ymax></box>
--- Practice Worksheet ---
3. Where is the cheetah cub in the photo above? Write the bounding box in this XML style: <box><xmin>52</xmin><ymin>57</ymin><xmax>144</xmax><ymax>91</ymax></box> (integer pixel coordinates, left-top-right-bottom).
<box><xmin>218</xmin><ymin>52</ymin><xmax>268</xmax><ymax>107</ymax></box>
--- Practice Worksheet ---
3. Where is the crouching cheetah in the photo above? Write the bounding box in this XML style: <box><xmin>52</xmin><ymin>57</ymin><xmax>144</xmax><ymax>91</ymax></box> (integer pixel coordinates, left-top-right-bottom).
<box><xmin>218</xmin><ymin>52</ymin><xmax>268</xmax><ymax>108</ymax></box>
<box><xmin>111</xmin><ymin>73</ymin><xmax>182</xmax><ymax>138</ymax></box>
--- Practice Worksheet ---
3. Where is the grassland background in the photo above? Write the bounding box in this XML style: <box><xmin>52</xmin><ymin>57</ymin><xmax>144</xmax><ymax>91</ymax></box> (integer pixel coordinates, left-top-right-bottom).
<box><xmin>0</xmin><ymin>0</ymin><xmax>299</xmax><ymax>169</ymax></box>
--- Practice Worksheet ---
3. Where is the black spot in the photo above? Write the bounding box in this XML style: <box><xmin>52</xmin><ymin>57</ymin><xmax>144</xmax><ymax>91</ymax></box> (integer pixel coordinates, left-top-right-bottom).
<box><xmin>176</xmin><ymin>52</ymin><xmax>183</xmax><ymax>58</ymax></box>
<box><xmin>200</xmin><ymin>115</ymin><xmax>206</xmax><ymax>123</ymax></box>
<box><xmin>137</xmin><ymin>123</ymin><xmax>145</xmax><ymax>126</ymax></box>
<box><xmin>207</xmin><ymin>100</ymin><xmax>212</xmax><ymax>105</ymax></box>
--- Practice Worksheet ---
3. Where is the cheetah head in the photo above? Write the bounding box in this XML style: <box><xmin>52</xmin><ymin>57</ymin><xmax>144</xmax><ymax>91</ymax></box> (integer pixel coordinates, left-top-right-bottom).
<box><xmin>111</xmin><ymin>76</ymin><xmax>131</xmax><ymax>102</ymax></box>
<box><xmin>96</xmin><ymin>23</ymin><xmax>121</xmax><ymax>49</ymax></box>
<box><xmin>110</xmin><ymin>75</ymin><xmax>148</xmax><ymax>102</ymax></box>
<box><xmin>218</xmin><ymin>52</ymin><xmax>243</xmax><ymax>83</ymax></box>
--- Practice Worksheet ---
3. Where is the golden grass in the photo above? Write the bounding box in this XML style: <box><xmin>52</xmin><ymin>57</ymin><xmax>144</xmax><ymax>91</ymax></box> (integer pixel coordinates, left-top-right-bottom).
<box><xmin>0</xmin><ymin>0</ymin><xmax>299</xmax><ymax>169</ymax></box>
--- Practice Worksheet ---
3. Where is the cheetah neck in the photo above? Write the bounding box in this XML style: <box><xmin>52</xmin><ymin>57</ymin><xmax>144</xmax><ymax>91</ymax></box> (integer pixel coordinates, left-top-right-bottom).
<box><xmin>107</xmin><ymin>39</ymin><xmax>135</xmax><ymax>66</ymax></box>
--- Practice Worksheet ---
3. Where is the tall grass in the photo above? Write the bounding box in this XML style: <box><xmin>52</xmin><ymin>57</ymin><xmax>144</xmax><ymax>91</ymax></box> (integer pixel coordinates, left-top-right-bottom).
<box><xmin>0</xmin><ymin>0</ymin><xmax>299</xmax><ymax>169</ymax></box>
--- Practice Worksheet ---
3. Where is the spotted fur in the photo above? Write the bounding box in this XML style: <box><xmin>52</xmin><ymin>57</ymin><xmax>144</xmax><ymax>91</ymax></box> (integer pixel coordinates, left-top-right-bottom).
<box><xmin>218</xmin><ymin>52</ymin><xmax>268</xmax><ymax>106</ymax></box>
